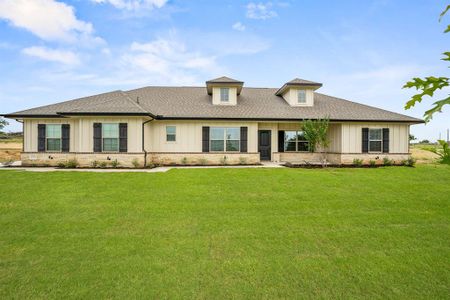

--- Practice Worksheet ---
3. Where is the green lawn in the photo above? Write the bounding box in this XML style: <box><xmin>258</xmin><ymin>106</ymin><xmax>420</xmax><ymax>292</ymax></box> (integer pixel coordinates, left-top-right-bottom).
<box><xmin>0</xmin><ymin>166</ymin><xmax>449</xmax><ymax>299</ymax></box>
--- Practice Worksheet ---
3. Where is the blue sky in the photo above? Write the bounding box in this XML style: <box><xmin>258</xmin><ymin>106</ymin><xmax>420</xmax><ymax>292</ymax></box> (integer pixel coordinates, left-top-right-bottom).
<box><xmin>0</xmin><ymin>0</ymin><xmax>449</xmax><ymax>140</ymax></box>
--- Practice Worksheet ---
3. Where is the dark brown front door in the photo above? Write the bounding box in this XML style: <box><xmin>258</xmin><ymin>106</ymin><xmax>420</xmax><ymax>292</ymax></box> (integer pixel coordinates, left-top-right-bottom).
<box><xmin>258</xmin><ymin>130</ymin><xmax>271</xmax><ymax>161</ymax></box>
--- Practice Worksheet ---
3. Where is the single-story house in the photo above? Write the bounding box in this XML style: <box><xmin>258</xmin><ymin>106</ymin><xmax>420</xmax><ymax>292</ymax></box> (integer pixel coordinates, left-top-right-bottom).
<box><xmin>2</xmin><ymin>76</ymin><xmax>423</xmax><ymax>167</ymax></box>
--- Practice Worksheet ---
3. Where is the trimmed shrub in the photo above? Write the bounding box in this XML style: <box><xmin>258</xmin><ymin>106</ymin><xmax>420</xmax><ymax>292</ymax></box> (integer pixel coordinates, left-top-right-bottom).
<box><xmin>403</xmin><ymin>157</ymin><xmax>416</xmax><ymax>167</ymax></box>
<box><xmin>57</xmin><ymin>162</ymin><xmax>66</xmax><ymax>168</ymax></box>
<box><xmin>352</xmin><ymin>158</ymin><xmax>363</xmax><ymax>167</ymax></box>
<box><xmin>132</xmin><ymin>158</ymin><xmax>140</xmax><ymax>168</ymax></box>
<box><xmin>66</xmin><ymin>159</ymin><xmax>79</xmax><ymax>168</ymax></box>
<box><xmin>383</xmin><ymin>157</ymin><xmax>393</xmax><ymax>166</ymax></box>
<box><xmin>369</xmin><ymin>160</ymin><xmax>376</xmax><ymax>167</ymax></box>
<box><xmin>99</xmin><ymin>161</ymin><xmax>108</xmax><ymax>168</ymax></box>
<box><xmin>181</xmin><ymin>157</ymin><xmax>188</xmax><ymax>165</ymax></box>
<box><xmin>91</xmin><ymin>160</ymin><xmax>99</xmax><ymax>168</ymax></box>
<box><xmin>199</xmin><ymin>158</ymin><xmax>208</xmax><ymax>165</ymax></box>
<box><xmin>111</xmin><ymin>159</ymin><xmax>120</xmax><ymax>168</ymax></box>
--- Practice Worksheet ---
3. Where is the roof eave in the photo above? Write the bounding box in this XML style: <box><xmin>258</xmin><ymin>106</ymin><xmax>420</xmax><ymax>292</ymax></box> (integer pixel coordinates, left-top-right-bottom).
<box><xmin>206</xmin><ymin>83</ymin><xmax>244</xmax><ymax>95</ymax></box>
<box><xmin>57</xmin><ymin>112</ymin><xmax>153</xmax><ymax>116</ymax></box>
<box><xmin>2</xmin><ymin>112</ymin><xmax>157</xmax><ymax>118</ymax></box>
<box><xmin>154</xmin><ymin>116</ymin><xmax>425</xmax><ymax>123</ymax></box>
<box><xmin>275</xmin><ymin>83</ymin><xmax>323</xmax><ymax>96</ymax></box>
<box><xmin>1</xmin><ymin>114</ymin><xmax>66</xmax><ymax>119</ymax></box>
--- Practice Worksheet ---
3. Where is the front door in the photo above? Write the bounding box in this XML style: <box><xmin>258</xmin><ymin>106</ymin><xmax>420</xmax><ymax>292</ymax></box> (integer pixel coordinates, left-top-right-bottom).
<box><xmin>258</xmin><ymin>130</ymin><xmax>271</xmax><ymax>161</ymax></box>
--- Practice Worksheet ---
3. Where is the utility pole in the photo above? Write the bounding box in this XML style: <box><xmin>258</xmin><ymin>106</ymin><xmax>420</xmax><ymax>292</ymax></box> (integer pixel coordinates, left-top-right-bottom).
<box><xmin>447</xmin><ymin>128</ymin><xmax>449</xmax><ymax>143</ymax></box>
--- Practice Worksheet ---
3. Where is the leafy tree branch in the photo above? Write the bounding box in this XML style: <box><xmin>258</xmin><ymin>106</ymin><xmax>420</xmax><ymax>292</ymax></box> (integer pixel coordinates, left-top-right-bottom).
<box><xmin>403</xmin><ymin>6</ymin><xmax>450</xmax><ymax>122</ymax></box>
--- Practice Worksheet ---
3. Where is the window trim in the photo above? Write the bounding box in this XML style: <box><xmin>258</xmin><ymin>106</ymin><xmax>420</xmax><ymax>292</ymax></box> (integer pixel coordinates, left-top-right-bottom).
<box><xmin>166</xmin><ymin>125</ymin><xmax>176</xmax><ymax>142</ymax></box>
<box><xmin>284</xmin><ymin>130</ymin><xmax>309</xmax><ymax>152</ymax></box>
<box><xmin>368</xmin><ymin>128</ymin><xmax>383</xmax><ymax>153</ymax></box>
<box><xmin>220</xmin><ymin>88</ymin><xmax>230</xmax><ymax>102</ymax></box>
<box><xmin>210</xmin><ymin>127</ymin><xmax>240</xmax><ymax>152</ymax></box>
<box><xmin>297</xmin><ymin>89</ymin><xmax>306</xmax><ymax>104</ymax></box>
<box><xmin>45</xmin><ymin>124</ymin><xmax>62</xmax><ymax>152</ymax></box>
<box><xmin>102</xmin><ymin>123</ymin><xmax>120</xmax><ymax>152</ymax></box>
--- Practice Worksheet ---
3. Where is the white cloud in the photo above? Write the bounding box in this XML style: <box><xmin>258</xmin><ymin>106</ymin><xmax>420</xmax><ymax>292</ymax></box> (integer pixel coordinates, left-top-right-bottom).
<box><xmin>101</xmin><ymin>48</ymin><xmax>111</xmax><ymax>55</ymax></box>
<box><xmin>91</xmin><ymin>0</ymin><xmax>168</xmax><ymax>11</ymax></box>
<box><xmin>122</xmin><ymin>39</ymin><xmax>217</xmax><ymax>78</ymax></box>
<box><xmin>22</xmin><ymin>46</ymin><xmax>80</xmax><ymax>65</ymax></box>
<box><xmin>246</xmin><ymin>2</ymin><xmax>277</xmax><ymax>20</ymax></box>
<box><xmin>0</xmin><ymin>0</ymin><xmax>99</xmax><ymax>43</ymax></box>
<box><xmin>232</xmin><ymin>22</ymin><xmax>246</xmax><ymax>31</ymax></box>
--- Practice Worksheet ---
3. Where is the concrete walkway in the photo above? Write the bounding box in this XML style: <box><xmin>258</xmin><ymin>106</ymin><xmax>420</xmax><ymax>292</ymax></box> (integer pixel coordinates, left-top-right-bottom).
<box><xmin>0</xmin><ymin>161</ymin><xmax>285</xmax><ymax>173</ymax></box>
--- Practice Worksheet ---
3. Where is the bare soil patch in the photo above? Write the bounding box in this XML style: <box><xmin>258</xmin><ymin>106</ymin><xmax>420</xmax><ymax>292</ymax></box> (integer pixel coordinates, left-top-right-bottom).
<box><xmin>0</xmin><ymin>141</ymin><xmax>22</xmax><ymax>162</ymax></box>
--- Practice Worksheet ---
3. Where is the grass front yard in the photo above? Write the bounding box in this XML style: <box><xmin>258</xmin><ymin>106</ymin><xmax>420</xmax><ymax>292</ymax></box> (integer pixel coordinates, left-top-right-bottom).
<box><xmin>0</xmin><ymin>165</ymin><xmax>449</xmax><ymax>299</ymax></box>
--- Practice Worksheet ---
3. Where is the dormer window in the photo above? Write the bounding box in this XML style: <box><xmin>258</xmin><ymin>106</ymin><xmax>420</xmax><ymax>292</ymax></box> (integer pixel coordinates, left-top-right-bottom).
<box><xmin>220</xmin><ymin>88</ymin><xmax>229</xmax><ymax>102</ymax></box>
<box><xmin>276</xmin><ymin>78</ymin><xmax>322</xmax><ymax>107</ymax></box>
<box><xmin>206</xmin><ymin>76</ymin><xmax>244</xmax><ymax>106</ymax></box>
<box><xmin>297</xmin><ymin>90</ymin><xmax>306</xmax><ymax>104</ymax></box>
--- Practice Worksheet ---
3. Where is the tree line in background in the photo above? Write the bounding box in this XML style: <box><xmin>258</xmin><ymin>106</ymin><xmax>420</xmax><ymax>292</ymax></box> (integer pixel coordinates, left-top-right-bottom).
<box><xmin>0</xmin><ymin>117</ymin><xmax>8</xmax><ymax>133</ymax></box>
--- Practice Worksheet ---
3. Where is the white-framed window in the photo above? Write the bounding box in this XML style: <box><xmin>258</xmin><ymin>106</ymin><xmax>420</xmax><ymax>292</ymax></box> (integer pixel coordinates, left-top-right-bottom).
<box><xmin>46</xmin><ymin>124</ymin><xmax>62</xmax><ymax>152</ymax></box>
<box><xmin>284</xmin><ymin>130</ymin><xmax>309</xmax><ymax>152</ymax></box>
<box><xmin>220</xmin><ymin>88</ymin><xmax>229</xmax><ymax>102</ymax></box>
<box><xmin>297</xmin><ymin>90</ymin><xmax>306</xmax><ymax>103</ymax></box>
<box><xmin>166</xmin><ymin>126</ymin><xmax>176</xmax><ymax>142</ymax></box>
<box><xmin>102</xmin><ymin>123</ymin><xmax>119</xmax><ymax>152</ymax></box>
<box><xmin>369</xmin><ymin>128</ymin><xmax>382</xmax><ymax>152</ymax></box>
<box><xmin>210</xmin><ymin>127</ymin><xmax>240</xmax><ymax>152</ymax></box>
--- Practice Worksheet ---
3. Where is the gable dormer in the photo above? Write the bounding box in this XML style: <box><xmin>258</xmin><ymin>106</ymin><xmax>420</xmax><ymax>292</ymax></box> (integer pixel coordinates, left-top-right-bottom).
<box><xmin>275</xmin><ymin>78</ymin><xmax>322</xmax><ymax>107</ymax></box>
<box><xmin>206</xmin><ymin>76</ymin><xmax>243</xmax><ymax>106</ymax></box>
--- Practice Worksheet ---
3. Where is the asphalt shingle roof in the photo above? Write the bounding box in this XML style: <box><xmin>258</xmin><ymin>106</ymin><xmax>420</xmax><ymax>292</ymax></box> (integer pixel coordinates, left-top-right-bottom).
<box><xmin>205</xmin><ymin>76</ymin><xmax>244</xmax><ymax>84</ymax></box>
<box><xmin>3</xmin><ymin>85</ymin><xmax>423</xmax><ymax>123</ymax></box>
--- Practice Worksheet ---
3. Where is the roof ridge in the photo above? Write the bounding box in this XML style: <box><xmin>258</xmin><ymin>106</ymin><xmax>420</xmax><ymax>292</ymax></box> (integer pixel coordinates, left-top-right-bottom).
<box><xmin>120</xmin><ymin>91</ymin><xmax>148</xmax><ymax>113</ymax></box>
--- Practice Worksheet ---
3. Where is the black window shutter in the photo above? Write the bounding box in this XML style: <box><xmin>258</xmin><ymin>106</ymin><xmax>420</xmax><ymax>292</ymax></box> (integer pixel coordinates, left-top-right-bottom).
<box><xmin>383</xmin><ymin>128</ymin><xmax>389</xmax><ymax>153</ymax></box>
<box><xmin>278</xmin><ymin>131</ymin><xmax>285</xmax><ymax>152</ymax></box>
<box><xmin>202</xmin><ymin>126</ymin><xmax>210</xmax><ymax>152</ymax></box>
<box><xmin>61</xmin><ymin>124</ymin><xmax>70</xmax><ymax>152</ymax></box>
<box><xmin>362</xmin><ymin>128</ymin><xmax>369</xmax><ymax>153</ymax></box>
<box><xmin>119</xmin><ymin>123</ymin><xmax>128</xmax><ymax>153</ymax></box>
<box><xmin>38</xmin><ymin>124</ymin><xmax>46</xmax><ymax>152</ymax></box>
<box><xmin>93</xmin><ymin>123</ymin><xmax>102</xmax><ymax>152</ymax></box>
<box><xmin>240</xmin><ymin>127</ymin><xmax>248</xmax><ymax>152</ymax></box>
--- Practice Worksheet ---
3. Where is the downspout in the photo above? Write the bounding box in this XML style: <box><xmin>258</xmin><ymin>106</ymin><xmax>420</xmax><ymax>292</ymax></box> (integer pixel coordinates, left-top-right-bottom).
<box><xmin>142</xmin><ymin>118</ymin><xmax>153</xmax><ymax>166</ymax></box>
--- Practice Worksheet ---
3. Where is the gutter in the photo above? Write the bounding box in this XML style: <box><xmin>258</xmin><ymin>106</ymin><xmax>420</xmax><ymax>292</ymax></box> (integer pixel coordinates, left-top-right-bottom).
<box><xmin>152</xmin><ymin>116</ymin><xmax>425</xmax><ymax>124</ymax></box>
<box><xmin>142</xmin><ymin>118</ymin><xmax>154</xmax><ymax>166</ymax></box>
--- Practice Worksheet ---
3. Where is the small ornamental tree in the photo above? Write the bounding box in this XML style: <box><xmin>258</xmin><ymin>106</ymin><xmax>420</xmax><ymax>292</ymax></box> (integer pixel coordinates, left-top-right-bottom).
<box><xmin>0</xmin><ymin>117</ymin><xmax>8</xmax><ymax>133</ymax></box>
<box><xmin>428</xmin><ymin>140</ymin><xmax>450</xmax><ymax>164</ymax></box>
<box><xmin>301</xmin><ymin>117</ymin><xmax>330</xmax><ymax>166</ymax></box>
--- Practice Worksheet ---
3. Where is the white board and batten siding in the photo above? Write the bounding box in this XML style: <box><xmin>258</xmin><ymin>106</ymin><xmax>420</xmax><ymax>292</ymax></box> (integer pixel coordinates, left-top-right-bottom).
<box><xmin>23</xmin><ymin>118</ymin><xmax>410</xmax><ymax>155</ymax></box>
<box><xmin>145</xmin><ymin>120</ymin><xmax>258</xmax><ymax>153</ymax></box>
<box><xmin>340</xmin><ymin>123</ymin><xmax>410</xmax><ymax>154</ymax></box>
<box><xmin>23</xmin><ymin>117</ymin><xmax>145</xmax><ymax>153</ymax></box>
<box><xmin>23</xmin><ymin>119</ymin><xmax>76</xmax><ymax>153</ymax></box>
